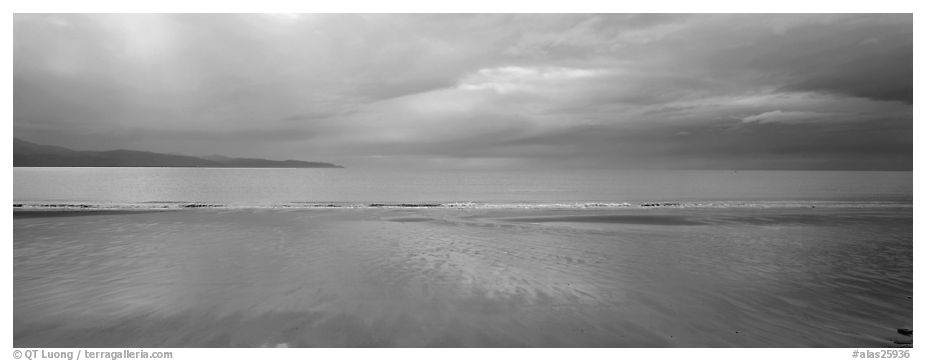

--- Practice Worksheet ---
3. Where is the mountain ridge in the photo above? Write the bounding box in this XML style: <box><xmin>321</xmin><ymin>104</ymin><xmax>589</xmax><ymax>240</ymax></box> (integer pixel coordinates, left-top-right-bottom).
<box><xmin>13</xmin><ymin>138</ymin><xmax>343</xmax><ymax>168</ymax></box>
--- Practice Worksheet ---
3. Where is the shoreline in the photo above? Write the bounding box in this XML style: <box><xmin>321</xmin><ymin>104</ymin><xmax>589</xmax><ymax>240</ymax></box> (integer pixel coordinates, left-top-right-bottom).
<box><xmin>13</xmin><ymin>204</ymin><xmax>913</xmax><ymax>227</ymax></box>
<box><xmin>10</xmin><ymin>199</ymin><xmax>913</xmax><ymax>213</ymax></box>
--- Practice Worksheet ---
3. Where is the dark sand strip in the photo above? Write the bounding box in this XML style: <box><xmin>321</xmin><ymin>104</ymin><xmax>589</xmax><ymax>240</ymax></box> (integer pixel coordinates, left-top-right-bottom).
<box><xmin>13</xmin><ymin>209</ymin><xmax>173</xmax><ymax>219</ymax></box>
<box><xmin>505</xmin><ymin>214</ymin><xmax>705</xmax><ymax>226</ymax></box>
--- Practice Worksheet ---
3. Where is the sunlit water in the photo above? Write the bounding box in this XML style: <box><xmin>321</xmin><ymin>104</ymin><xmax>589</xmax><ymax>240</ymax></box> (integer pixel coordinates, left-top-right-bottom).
<box><xmin>13</xmin><ymin>168</ymin><xmax>913</xmax><ymax>347</ymax></box>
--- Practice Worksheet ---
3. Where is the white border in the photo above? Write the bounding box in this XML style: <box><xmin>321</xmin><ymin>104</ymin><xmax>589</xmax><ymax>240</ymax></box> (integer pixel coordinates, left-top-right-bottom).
<box><xmin>5</xmin><ymin>0</ymin><xmax>921</xmax><ymax>13</ymax></box>
<box><xmin>5</xmin><ymin>3</ymin><xmax>920</xmax><ymax>361</ymax></box>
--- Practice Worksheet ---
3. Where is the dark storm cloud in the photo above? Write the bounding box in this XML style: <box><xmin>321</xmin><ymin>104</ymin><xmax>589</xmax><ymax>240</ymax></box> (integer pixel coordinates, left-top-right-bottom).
<box><xmin>13</xmin><ymin>14</ymin><xmax>912</xmax><ymax>169</ymax></box>
<box><xmin>724</xmin><ymin>14</ymin><xmax>913</xmax><ymax>104</ymax></box>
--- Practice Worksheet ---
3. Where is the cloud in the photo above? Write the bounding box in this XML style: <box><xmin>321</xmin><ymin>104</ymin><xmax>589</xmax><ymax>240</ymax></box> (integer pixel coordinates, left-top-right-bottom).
<box><xmin>741</xmin><ymin>110</ymin><xmax>834</xmax><ymax>124</ymax></box>
<box><xmin>727</xmin><ymin>14</ymin><xmax>912</xmax><ymax>104</ymax></box>
<box><xmin>457</xmin><ymin>66</ymin><xmax>605</xmax><ymax>94</ymax></box>
<box><xmin>13</xmin><ymin>14</ymin><xmax>912</xmax><ymax>170</ymax></box>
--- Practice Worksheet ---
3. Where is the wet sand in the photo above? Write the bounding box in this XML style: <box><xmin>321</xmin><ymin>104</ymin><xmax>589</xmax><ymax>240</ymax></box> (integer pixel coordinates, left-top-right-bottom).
<box><xmin>14</xmin><ymin>206</ymin><xmax>913</xmax><ymax>347</ymax></box>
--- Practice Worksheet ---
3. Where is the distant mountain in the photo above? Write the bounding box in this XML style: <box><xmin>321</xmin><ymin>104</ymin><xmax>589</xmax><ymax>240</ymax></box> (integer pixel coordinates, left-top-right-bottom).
<box><xmin>13</xmin><ymin>138</ymin><xmax>343</xmax><ymax>168</ymax></box>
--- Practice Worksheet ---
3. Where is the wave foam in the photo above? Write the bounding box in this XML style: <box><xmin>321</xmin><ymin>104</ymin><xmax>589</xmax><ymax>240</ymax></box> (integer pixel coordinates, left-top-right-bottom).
<box><xmin>12</xmin><ymin>200</ymin><xmax>911</xmax><ymax>211</ymax></box>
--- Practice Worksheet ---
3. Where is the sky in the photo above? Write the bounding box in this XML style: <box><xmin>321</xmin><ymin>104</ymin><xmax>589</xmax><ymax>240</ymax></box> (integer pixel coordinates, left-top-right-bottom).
<box><xmin>13</xmin><ymin>13</ymin><xmax>912</xmax><ymax>170</ymax></box>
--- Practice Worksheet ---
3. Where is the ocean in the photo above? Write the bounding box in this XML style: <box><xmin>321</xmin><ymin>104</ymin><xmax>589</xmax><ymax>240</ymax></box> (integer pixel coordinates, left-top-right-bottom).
<box><xmin>13</xmin><ymin>168</ymin><xmax>913</xmax><ymax>347</ymax></box>
<box><xmin>12</xmin><ymin>168</ymin><xmax>913</xmax><ymax>207</ymax></box>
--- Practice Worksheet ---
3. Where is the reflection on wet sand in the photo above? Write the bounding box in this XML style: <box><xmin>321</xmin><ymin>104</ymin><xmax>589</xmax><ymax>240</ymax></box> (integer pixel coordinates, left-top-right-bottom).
<box><xmin>14</xmin><ymin>207</ymin><xmax>912</xmax><ymax>347</ymax></box>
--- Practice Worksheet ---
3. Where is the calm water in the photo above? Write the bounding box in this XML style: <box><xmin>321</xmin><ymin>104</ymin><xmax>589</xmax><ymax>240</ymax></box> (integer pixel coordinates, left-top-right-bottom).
<box><xmin>12</xmin><ymin>168</ymin><xmax>913</xmax><ymax>206</ymax></box>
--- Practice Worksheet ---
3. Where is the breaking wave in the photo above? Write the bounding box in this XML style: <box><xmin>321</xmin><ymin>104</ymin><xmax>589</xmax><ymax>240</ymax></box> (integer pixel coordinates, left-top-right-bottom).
<box><xmin>12</xmin><ymin>200</ymin><xmax>911</xmax><ymax>211</ymax></box>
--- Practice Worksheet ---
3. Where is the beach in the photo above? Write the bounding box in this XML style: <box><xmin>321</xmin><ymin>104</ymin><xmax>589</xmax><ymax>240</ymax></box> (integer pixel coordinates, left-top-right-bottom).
<box><xmin>13</xmin><ymin>11</ymin><xmax>915</xmax><ymax>352</ymax></box>
<box><xmin>13</xmin><ymin>205</ymin><xmax>913</xmax><ymax>347</ymax></box>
